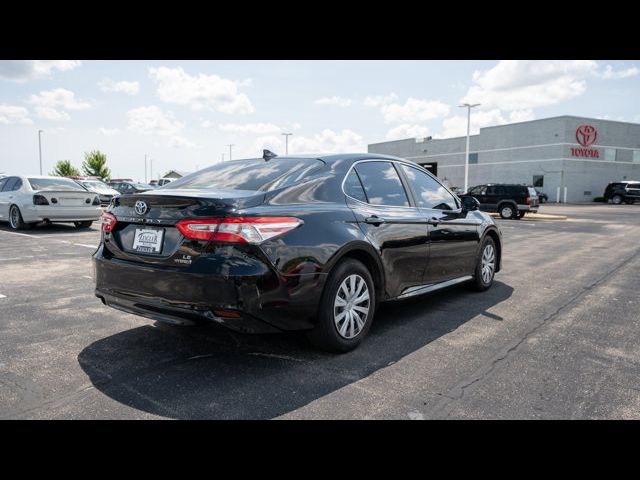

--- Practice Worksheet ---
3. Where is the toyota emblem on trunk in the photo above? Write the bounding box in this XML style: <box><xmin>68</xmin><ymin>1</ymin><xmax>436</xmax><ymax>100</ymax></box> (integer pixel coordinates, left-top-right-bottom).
<box><xmin>134</xmin><ymin>200</ymin><xmax>149</xmax><ymax>215</ymax></box>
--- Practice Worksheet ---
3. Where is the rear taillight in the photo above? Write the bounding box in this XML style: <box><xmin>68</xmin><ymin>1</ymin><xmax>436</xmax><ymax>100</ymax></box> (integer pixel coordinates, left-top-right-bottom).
<box><xmin>176</xmin><ymin>217</ymin><xmax>303</xmax><ymax>243</ymax></box>
<box><xmin>525</xmin><ymin>197</ymin><xmax>531</xmax><ymax>205</ymax></box>
<box><xmin>92</xmin><ymin>196</ymin><xmax>100</xmax><ymax>205</ymax></box>
<box><xmin>33</xmin><ymin>194</ymin><xmax>49</xmax><ymax>205</ymax></box>
<box><xmin>101</xmin><ymin>212</ymin><xmax>117</xmax><ymax>233</ymax></box>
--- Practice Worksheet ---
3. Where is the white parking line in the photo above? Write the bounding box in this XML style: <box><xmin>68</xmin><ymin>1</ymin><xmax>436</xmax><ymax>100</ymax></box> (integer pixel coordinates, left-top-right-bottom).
<box><xmin>0</xmin><ymin>230</ymin><xmax>38</xmax><ymax>238</ymax></box>
<box><xmin>76</xmin><ymin>244</ymin><xmax>98</xmax><ymax>249</ymax></box>
<box><xmin>0</xmin><ymin>294</ymin><xmax>6</xmax><ymax>299</ymax></box>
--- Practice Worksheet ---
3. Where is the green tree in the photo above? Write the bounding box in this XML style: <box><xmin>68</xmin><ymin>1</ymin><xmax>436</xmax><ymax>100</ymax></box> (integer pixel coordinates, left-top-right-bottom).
<box><xmin>82</xmin><ymin>150</ymin><xmax>111</xmax><ymax>180</ymax></box>
<box><xmin>51</xmin><ymin>160</ymin><xmax>81</xmax><ymax>177</ymax></box>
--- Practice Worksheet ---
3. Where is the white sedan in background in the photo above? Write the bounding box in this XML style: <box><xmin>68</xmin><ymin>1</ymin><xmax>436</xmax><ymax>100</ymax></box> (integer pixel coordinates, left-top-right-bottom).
<box><xmin>0</xmin><ymin>175</ymin><xmax>103</xmax><ymax>230</ymax></box>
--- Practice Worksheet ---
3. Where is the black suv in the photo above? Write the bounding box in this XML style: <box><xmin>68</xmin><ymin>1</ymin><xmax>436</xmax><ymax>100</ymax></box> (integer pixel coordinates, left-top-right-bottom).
<box><xmin>94</xmin><ymin>153</ymin><xmax>502</xmax><ymax>352</ymax></box>
<box><xmin>603</xmin><ymin>181</ymin><xmax>640</xmax><ymax>205</ymax></box>
<box><xmin>460</xmin><ymin>184</ymin><xmax>539</xmax><ymax>219</ymax></box>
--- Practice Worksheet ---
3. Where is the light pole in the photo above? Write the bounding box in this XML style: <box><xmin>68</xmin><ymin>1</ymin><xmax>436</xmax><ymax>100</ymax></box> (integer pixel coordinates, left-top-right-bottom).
<box><xmin>150</xmin><ymin>157</ymin><xmax>153</xmax><ymax>180</ymax></box>
<box><xmin>38</xmin><ymin>130</ymin><xmax>44</xmax><ymax>175</ymax></box>
<box><xmin>281</xmin><ymin>132</ymin><xmax>292</xmax><ymax>154</ymax></box>
<box><xmin>458</xmin><ymin>103</ymin><xmax>480</xmax><ymax>193</ymax></box>
<box><xmin>144</xmin><ymin>154</ymin><xmax>147</xmax><ymax>183</ymax></box>
<box><xmin>227</xmin><ymin>144</ymin><xmax>234</xmax><ymax>161</ymax></box>
<box><xmin>221</xmin><ymin>153</ymin><xmax>225</xmax><ymax>162</ymax></box>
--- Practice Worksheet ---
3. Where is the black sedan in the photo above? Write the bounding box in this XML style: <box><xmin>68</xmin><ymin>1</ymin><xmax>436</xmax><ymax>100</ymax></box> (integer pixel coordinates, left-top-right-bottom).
<box><xmin>94</xmin><ymin>153</ymin><xmax>502</xmax><ymax>352</ymax></box>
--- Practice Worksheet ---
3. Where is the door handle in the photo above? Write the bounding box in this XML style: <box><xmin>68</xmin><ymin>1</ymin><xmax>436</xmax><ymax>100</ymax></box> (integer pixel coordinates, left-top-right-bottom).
<box><xmin>427</xmin><ymin>217</ymin><xmax>440</xmax><ymax>226</ymax></box>
<box><xmin>364</xmin><ymin>215</ymin><xmax>385</xmax><ymax>225</ymax></box>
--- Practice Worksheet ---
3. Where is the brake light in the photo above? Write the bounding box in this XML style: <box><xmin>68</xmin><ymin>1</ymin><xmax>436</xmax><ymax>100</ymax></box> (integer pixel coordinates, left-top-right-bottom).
<box><xmin>525</xmin><ymin>197</ymin><xmax>531</xmax><ymax>205</ymax></box>
<box><xmin>33</xmin><ymin>194</ymin><xmax>49</xmax><ymax>205</ymax></box>
<box><xmin>176</xmin><ymin>217</ymin><xmax>303</xmax><ymax>243</ymax></box>
<box><xmin>101</xmin><ymin>212</ymin><xmax>117</xmax><ymax>233</ymax></box>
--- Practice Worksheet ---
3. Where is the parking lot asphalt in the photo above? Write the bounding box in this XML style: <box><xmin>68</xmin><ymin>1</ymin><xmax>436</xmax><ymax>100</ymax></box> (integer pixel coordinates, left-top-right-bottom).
<box><xmin>1</xmin><ymin>203</ymin><xmax>640</xmax><ymax>419</ymax></box>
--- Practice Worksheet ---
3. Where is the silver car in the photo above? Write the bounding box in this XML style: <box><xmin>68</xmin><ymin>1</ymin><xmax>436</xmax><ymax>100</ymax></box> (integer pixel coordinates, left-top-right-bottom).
<box><xmin>0</xmin><ymin>175</ymin><xmax>103</xmax><ymax>230</ymax></box>
<box><xmin>75</xmin><ymin>179</ymin><xmax>120</xmax><ymax>206</ymax></box>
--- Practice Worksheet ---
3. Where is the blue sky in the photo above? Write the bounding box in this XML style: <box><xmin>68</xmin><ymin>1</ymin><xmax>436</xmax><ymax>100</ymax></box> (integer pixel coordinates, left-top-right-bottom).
<box><xmin>1</xmin><ymin>60</ymin><xmax>639</xmax><ymax>181</ymax></box>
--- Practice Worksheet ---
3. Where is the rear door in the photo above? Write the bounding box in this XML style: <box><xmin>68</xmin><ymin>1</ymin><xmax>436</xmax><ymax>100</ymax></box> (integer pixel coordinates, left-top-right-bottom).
<box><xmin>398</xmin><ymin>164</ymin><xmax>481</xmax><ymax>281</ymax></box>
<box><xmin>0</xmin><ymin>177</ymin><xmax>13</xmax><ymax>219</ymax></box>
<box><xmin>345</xmin><ymin>160</ymin><xmax>430</xmax><ymax>298</ymax></box>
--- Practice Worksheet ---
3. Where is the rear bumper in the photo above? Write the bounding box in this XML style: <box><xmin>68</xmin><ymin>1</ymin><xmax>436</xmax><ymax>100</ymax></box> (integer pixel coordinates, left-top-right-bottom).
<box><xmin>93</xmin><ymin>246</ymin><xmax>327</xmax><ymax>333</ymax></box>
<box><xmin>22</xmin><ymin>205</ymin><xmax>102</xmax><ymax>223</ymax></box>
<box><xmin>518</xmin><ymin>204</ymin><xmax>538</xmax><ymax>213</ymax></box>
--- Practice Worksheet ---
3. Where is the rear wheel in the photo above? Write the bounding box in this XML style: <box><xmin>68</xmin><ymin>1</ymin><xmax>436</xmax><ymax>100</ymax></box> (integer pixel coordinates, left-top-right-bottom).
<box><xmin>499</xmin><ymin>204</ymin><xmax>516</xmax><ymax>219</ymax></box>
<box><xmin>612</xmin><ymin>195</ymin><xmax>623</xmax><ymax>205</ymax></box>
<box><xmin>307</xmin><ymin>258</ymin><xmax>375</xmax><ymax>352</ymax></box>
<box><xmin>469</xmin><ymin>237</ymin><xmax>497</xmax><ymax>291</ymax></box>
<box><xmin>517</xmin><ymin>211</ymin><xmax>526</xmax><ymax>219</ymax></box>
<box><xmin>74</xmin><ymin>221</ymin><xmax>93</xmax><ymax>228</ymax></box>
<box><xmin>9</xmin><ymin>205</ymin><xmax>31</xmax><ymax>230</ymax></box>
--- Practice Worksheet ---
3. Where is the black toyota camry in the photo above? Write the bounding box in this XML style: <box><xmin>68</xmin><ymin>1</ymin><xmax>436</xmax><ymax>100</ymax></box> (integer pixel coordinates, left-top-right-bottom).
<box><xmin>94</xmin><ymin>152</ymin><xmax>502</xmax><ymax>352</ymax></box>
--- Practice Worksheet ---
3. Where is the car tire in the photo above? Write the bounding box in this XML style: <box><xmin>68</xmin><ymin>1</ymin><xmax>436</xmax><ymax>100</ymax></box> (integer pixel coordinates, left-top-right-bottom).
<box><xmin>517</xmin><ymin>211</ymin><xmax>526</xmax><ymax>219</ymax></box>
<box><xmin>499</xmin><ymin>203</ymin><xmax>516</xmax><ymax>219</ymax></box>
<box><xmin>307</xmin><ymin>258</ymin><xmax>376</xmax><ymax>353</ymax></box>
<box><xmin>612</xmin><ymin>195</ymin><xmax>623</xmax><ymax>205</ymax></box>
<box><xmin>8</xmin><ymin>205</ymin><xmax>31</xmax><ymax>230</ymax></box>
<box><xmin>469</xmin><ymin>236</ymin><xmax>497</xmax><ymax>292</ymax></box>
<box><xmin>74</xmin><ymin>221</ymin><xmax>93</xmax><ymax>228</ymax></box>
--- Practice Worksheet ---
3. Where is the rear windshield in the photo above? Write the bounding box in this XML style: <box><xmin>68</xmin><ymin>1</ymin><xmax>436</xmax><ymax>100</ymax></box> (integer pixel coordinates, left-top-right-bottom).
<box><xmin>28</xmin><ymin>177</ymin><xmax>87</xmax><ymax>191</ymax></box>
<box><xmin>166</xmin><ymin>158</ymin><xmax>325</xmax><ymax>192</ymax></box>
<box><xmin>81</xmin><ymin>181</ymin><xmax>108</xmax><ymax>189</ymax></box>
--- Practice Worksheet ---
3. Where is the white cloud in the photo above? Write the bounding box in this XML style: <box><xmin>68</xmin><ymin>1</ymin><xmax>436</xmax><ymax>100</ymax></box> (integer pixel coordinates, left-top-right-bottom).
<box><xmin>215</xmin><ymin>122</ymin><xmax>282</xmax><ymax>134</ymax></box>
<box><xmin>461</xmin><ymin>60</ymin><xmax>599</xmax><ymax>110</ymax></box>
<box><xmin>127</xmin><ymin>105</ymin><xmax>184</xmax><ymax>136</ymax></box>
<box><xmin>126</xmin><ymin>105</ymin><xmax>196</xmax><ymax>148</ymax></box>
<box><xmin>440</xmin><ymin>108</ymin><xmax>509</xmax><ymax>137</ymax></box>
<box><xmin>385</xmin><ymin>124</ymin><xmax>429</xmax><ymax>140</ymax></box>
<box><xmin>381</xmin><ymin>98</ymin><xmax>450</xmax><ymax>123</ymax></box>
<box><xmin>149</xmin><ymin>66</ymin><xmax>254</xmax><ymax>114</ymax></box>
<box><xmin>28</xmin><ymin>88</ymin><xmax>92</xmax><ymax>121</ymax></box>
<box><xmin>0</xmin><ymin>60</ymin><xmax>81</xmax><ymax>81</ymax></box>
<box><xmin>0</xmin><ymin>104</ymin><xmax>32</xmax><ymax>125</ymax></box>
<box><xmin>598</xmin><ymin>65</ymin><xmax>640</xmax><ymax>80</ymax></box>
<box><xmin>314</xmin><ymin>96</ymin><xmax>353</xmax><ymax>107</ymax></box>
<box><xmin>364</xmin><ymin>93</ymin><xmax>398</xmax><ymax>107</ymax></box>
<box><xmin>99</xmin><ymin>78</ymin><xmax>140</xmax><ymax>95</ymax></box>
<box><xmin>290</xmin><ymin>129</ymin><xmax>365</xmax><ymax>153</ymax></box>
<box><xmin>168</xmin><ymin>135</ymin><xmax>197</xmax><ymax>148</ymax></box>
<box><xmin>99</xmin><ymin>127</ymin><xmax>121</xmax><ymax>136</ymax></box>
<box><xmin>509</xmin><ymin>109</ymin><xmax>535</xmax><ymax>123</ymax></box>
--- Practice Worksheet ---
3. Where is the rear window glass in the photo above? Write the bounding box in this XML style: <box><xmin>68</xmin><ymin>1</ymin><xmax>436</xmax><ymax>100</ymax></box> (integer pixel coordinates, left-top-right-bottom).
<box><xmin>528</xmin><ymin>187</ymin><xmax>537</xmax><ymax>197</ymax></box>
<box><xmin>28</xmin><ymin>177</ymin><xmax>86</xmax><ymax>191</ymax></box>
<box><xmin>166</xmin><ymin>158</ymin><xmax>325</xmax><ymax>192</ymax></box>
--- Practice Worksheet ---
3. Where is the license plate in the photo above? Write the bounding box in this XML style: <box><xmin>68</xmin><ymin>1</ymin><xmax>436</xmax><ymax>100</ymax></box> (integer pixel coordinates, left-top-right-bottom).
<box><xmin>132</xmin><ymin>228</ymin><xmax>164</xmax><ymax>254</ymax></box>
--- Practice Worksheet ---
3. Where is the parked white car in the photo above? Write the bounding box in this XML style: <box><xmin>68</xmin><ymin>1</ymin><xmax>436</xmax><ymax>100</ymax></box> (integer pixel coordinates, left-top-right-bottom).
<box><xmin>75</xmin><ymin>179</ymin><xmax>120</xmax><ymax>206</ymax></box>
<box><xmin>0</xmin><ymin>175</ymin><xmax>103</xmax><ymax>230</ymax></box>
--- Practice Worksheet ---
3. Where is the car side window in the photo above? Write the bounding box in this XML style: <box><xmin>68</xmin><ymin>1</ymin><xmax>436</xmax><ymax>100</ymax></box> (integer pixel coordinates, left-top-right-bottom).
<box><xmin>353</xmin><ymin>161</ymin><xmax>410</xmax><ymax>207</ymax></box>
<box><xmin>11</xmin><ymin>178</ymin><xmax>22</xmax><ymax>191</ymax></box>
<box><xmin>343</xmin><ymin>169</ymin><xmax>368</xmax><ymax>203</ymax></box>
<box><xmin>400</xmin><ymin>164</ymin><xmax>458</xmax><ymax>211</ymax></box>
<box><xmin>468</xmin><ymin>185</ymin><xmax>486</xmax><ymax>195</ymax></box>
<box><xmin>2</xmin><ymin>177</ymin><xmax>17</xmax><ymax>192</ymax></box>
<box><xmin>0</xmin><ymin>178</ymin><xmax>8</xmax><ymax>191</ymax></box>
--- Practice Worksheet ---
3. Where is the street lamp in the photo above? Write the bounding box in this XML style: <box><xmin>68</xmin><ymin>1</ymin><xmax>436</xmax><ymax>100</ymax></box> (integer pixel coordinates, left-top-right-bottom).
<box><xmin>458</xmin><ymin>103</ymin><xmax>480</xmax><ymax>193</ymax></box>
<box><xmin>281</xmin><ymin>132</ymin><xmax>292</xmax><ymax>154</ymax></box>
<box><xmin>227</xmin><ymin>144</ymin><xmax>234</xmax><ymax>161</ymax></box>
<box><xmin>38</xmin><ymin>130</ymin><xmax>44</xmax><ymax>175</ymax></box>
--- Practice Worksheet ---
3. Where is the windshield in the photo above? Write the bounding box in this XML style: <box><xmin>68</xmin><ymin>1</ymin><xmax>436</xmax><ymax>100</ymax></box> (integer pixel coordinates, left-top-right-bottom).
<box><xmin>81</xmin><ymin>181</ymin><xmax>109</xmax><ymax>189</ymax></box>
<box><xmin>29</xmin><ymin>177</ymin><xmax>87</xmax><ymax>191</ymax></box>
<box><xmin>132</xmin><ymin>183</ymin><xmax>153</xmax><ymax>189</ymax></box>
<box><xmin>166</xmin><ymin>158</ymin><xmax>325</xmax><ymax>192</ymax></box>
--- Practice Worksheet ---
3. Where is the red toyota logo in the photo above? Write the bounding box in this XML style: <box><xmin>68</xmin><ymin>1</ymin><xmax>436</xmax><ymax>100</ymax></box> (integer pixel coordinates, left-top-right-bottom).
<box><xmin>576</xmin><ymin>125</ymin><xmax>598</xmax><ymax>147</ymax></box>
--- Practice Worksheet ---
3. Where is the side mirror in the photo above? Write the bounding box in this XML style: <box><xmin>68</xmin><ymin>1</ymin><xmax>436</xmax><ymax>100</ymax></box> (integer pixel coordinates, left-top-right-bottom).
<box><xmin>461</xmin><ymin>196</ymin><xmax>480</xmax><ymax>212</ymax></box>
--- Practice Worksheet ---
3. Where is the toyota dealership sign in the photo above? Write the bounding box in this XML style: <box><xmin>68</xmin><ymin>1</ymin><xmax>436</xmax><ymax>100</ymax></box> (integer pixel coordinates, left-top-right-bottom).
<box><xmin>571</xmin><ymin>124</ymin><xmax>600</xmax><ymax>158</ymax></box>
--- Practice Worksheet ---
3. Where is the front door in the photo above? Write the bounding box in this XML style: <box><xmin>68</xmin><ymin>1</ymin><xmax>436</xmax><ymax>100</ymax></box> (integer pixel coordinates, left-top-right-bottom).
<box><xmin>397</xmin><ymin>164</ymin><xmax>482</xmax><ymax>282</ymax></box>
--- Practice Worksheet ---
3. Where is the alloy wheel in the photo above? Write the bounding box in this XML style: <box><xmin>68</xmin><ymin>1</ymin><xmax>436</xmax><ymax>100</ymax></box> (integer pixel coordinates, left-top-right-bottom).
<box><xmin>9</xmin><ymin>206</ymin><xmax>19</xmax><ymax>229</ymax></box>
<box><xmin>333</xmin><ymin>274</ymin><xmax>370</xmax><ymax>339</ymax></box>
<box><xmin>481</xmin><ymin>244</ymin><xmax>496</xmax><ymax>284</ymax></box>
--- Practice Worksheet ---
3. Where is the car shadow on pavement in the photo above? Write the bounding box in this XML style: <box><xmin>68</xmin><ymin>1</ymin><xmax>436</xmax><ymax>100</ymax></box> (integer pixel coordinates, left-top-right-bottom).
<box><xmin>77</xmin><ymin>281</ymin><xmax>513</xmax><ymax>419</ymax></box>
<box><xmin>0</xmin><ymin>222</ymin><xmax>99</xmax><ymax>235</ymax></box>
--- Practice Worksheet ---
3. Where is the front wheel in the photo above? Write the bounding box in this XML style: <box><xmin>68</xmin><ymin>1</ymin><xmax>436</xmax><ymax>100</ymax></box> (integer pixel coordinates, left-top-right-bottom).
<box><xmin>612</xmin><ymin>195</ymin><xmax>623</xmax><ymax>205</ymax></box>
<box><xmin>307</xmin><ymin>258</ymin><xmax>376</xmax><ymax>353</ymax></box>
<box><xmin>469</xmin><ymin>237</ymin><xmax>497</xmax><ymax>292</ymax></box>
<box><xmin>74</xmin><ymin>221</ymin><xmax>93</xmax><ymax>228</ymax></box>
<box><xmin>499</xmin><ymin>204</ymin><xmax>516</xmax><ymax>219</ymax></box>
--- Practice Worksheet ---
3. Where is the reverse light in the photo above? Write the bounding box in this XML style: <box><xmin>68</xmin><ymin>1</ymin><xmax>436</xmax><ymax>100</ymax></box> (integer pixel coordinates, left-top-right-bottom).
<box><xmin>101</xmin><ymin>212</ymin><xmax>117</xmax><ymax>233</ymax></box>
<box><xmin>33</xmin><ymin>194</ymin><xmax>49</xmax><ymax>205</ymax></box>
<box><xmin>176</xmin><ymin>217</ymin><xmax>303</xmax><ymax>243</ymax></box>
